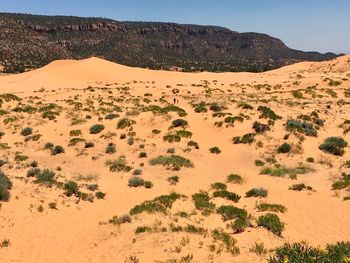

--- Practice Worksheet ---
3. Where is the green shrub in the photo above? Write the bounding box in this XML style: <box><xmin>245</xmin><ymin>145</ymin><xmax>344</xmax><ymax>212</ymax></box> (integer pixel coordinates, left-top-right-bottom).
<box><xmin>51</xmin><ymin>145</ymin><xmax>65</xmax><ymax>155</ymax></box>
<box><xmin>95</xmin><ymin>191</ymin><xmax>106</xmax><ymax>199</ymax></box>
<box><xmin>187</xmin><ymin>140</ymin><xmax>199</xmax><ymax>149</ymax></box>
<box><xmin>89</xmin><ymin>124</ymin><xmax>105</xmax><ymax>134</ymax></box>
<box><xmin>106</xmin><ymin>156</ymin><xmax>132</xmax><ymax>172</ymax></box>
<box><xmin>211</xmin><ymin>182</ymin><xmax>227</xmax><ymax>190</ymax></box>
<box><xmin>0</xmin><ymin>171</ymin><xmax>12</xmax><ymax>201</ymax></box>
<box><xmin>231</xmin><ymin>218</ymin><xmax>250</xmax><ymax>233</ymax></box>
<box><xmin>289</xmin><ymin>183</ymin><xmax>313</xmax><ymax>191</ymax></box>
<box><xmin>257</xmin><ymin>213</ymin><xmax>284</xmax><ymax>236</ymax></box>
<box><xmin>130</xmin><ymin>193</ymin><xmax>181</xmax><ymax>215</ymax></box>
<box><xmin>34</xmin><ymin>169</ymin><xmax>56</xmax><ymax>186</ymax></box>
<box><xmin>213</xmin><ymin>190</ymin><xmax>241</xmax><ymax>202</ymax></box>
<box><xmin>245</xmin><ymin>187</ymin><xmax>268</xmax><ymax>198</ymax></box>
<box><xmin>255</xmin><ymin>160</ymin><xmax>265</xmax><ymax>166</ymax></box>
<box><xmin>277</xmin><ymin>143</ymin><xmax>291</xmax><ymax>153</ymax></box>
<box><xmin>128</xmin><ymin>177</ymin><xmax>145</xmax><ymax>187</ymax></box>
<box><xmin>260</xmin><ymin>165</ymin><xmax>313</xmax><ymax>178</ymax></box>
<box><xmin>192</xmin><ymin>191</ymin><xmax>215</xmax><ymax>215</ymax></box>
<box><xmin>286</xmin><ymin>119</ymin><xmax>317</xmax><ymax>137</ymax></box>
<box><xmin>227</xmin><ymin>174</ymin><xmax>243</xmax><ymax>184</ymax></box>
<box><xmin>253</xmin><ymin>121</ymin><xmax>270</xmax><ymax>133</ymax></box>
<box><xmin>21</xmin><ymin>127</ymin><xmax>33</xmax><ymax>136</ymax></box>
<box><xmin>117</xmin><ymin>118</ymin><xmax>136</xmax><ymax>129</ymax></box>
<box><xmin>232</xmin><ymin>133</ymin><xmax>255</xmax><ymax>144</ymax></box>
<box><xmin>306</xmin><ymin>157</ymin><xmax>315</xmax><ymax>163</ymax></box>
<box><xmin>257</xmin><ymin>203</ymin><xmax>287</xmax><ymax>213</ymax></box>
<box><xmin>216</xmin><ymin>205</ymin><xmax>248</xmax><ymax>221</ymax></box>
<box><xmin>135</xmin><ymin>226</ymin><xmax>152</xmax><ymax>234</ymax></box>
<box><xmin>209</xmin><ymin>146</ymin><xmax>221</xmax><ymax>154</ymax></box>
<box><xmin>168</xmin><ymin>175</ymin><xmax>179</xmax><ymax>185</ymax></box>
<box><xmin>105</xmin><ymin>143</ymin><xmax>116</xmax><ymax>154</ymax></box>
<box><xmin>268</xmin><ymin>242</ymin><xmax>350</xmax><ymax>263</ymax></box>
<box><xmin>172</xmin><ymin>118</ymin><xmax>188</xmax><ymax>128</ymax></box>
<box><xmin>331</xmin><ymin>173</ymin><xmax>350</xmax><ymax>190</ymax></box>
<box><xmin>149</xmin><ymin>155</ymin><xmax>193</xmax><ymax>170</ymax></box>
<box><xmin>258</xmin><ymin>106</ymin><xmax>281</xmax><ymax>120</ymax></box>
<box><xmin>64</xmin><ymin>181</ymin><xmax>79</xmax><ymax>196</ymax></box>
<box><xmin>69</xmin><ymin>130</ymin><xmax>81</xmax><ymax>136</ymax></box>
<box><xmin>319</xmin><ymin>137</ymin><xmax>348</xmax><ymax>156</ymax></box>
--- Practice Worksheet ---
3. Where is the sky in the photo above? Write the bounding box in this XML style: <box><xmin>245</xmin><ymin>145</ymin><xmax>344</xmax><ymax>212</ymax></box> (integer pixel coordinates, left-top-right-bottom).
<box><xmin>1</xmin><ymin>0</ymin><xmax>349</xmax><ymax>54</ymax></box>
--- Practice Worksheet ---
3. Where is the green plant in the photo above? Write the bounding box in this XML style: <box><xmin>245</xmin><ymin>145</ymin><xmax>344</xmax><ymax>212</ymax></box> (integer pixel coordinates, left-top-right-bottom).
<box><xmin>231</xmin><ymin>217</ymin><xmax>250</xmax><ymax>233</ymax></box>
<box><xmin>209</xmin><ymin>146</ymin><xmax>221</xmax><ymax>154</ymax></box>
<box><xmin>213</xmin><ymin>190</ymin><xmax>241</xmax><ymax>202</ymax></box>
<box><xmin>34</xmin><ymin>169</ymin><xmax>56</xmax><ymax>186</ymax></box>
<box><xmin>89</xmin><ymin>124</ymin><xmax>105</xmax><ymax>134</ymax></box>
<box><xmin>211</xmin><ymin>182</ymin><xmax>227</xmax><ymax>190</ymax></box>
<box><xmin>216</xmin><ymin>205</ymin><xmax>248</xmax><ymax>221</ymax></box>
<box><xmin>0</xmin><ymin>171</ymin><xmax>12</xmax><ymax>201</ymax></box>
<box><xmin>105</xmin><ymin>143</ymin><xmax>116</xmax><ymax>154</ymax></box>
<box><xmin>257</xmin><ymin>203</ymin><xmax>287</xmax><ymax>213</ymax></box>
<box><xmin>149</xmin><ymin>155</ymin><xmax>193</xmax><ymax>170</ymax></box>
<box><xmin>232</xmin><ymin>133</ymin><xmax>255</xmax><ymax>144</ymax></box>
<box><xmin>51</xmin><ymin>145</ymin><xmax>65</xmax><ymax>155</ymax></box>
<box><xmin>277</xmin><ymin>143</ymin><xmax>291</xmax><ymax>153</ymax></box>
<box><xmin>106</xmin><ymin>156</ymin><xmax>132</xmax><ymax>172</ymax></box>
<box><xmin>257</xmin><ymin>213</ymin><xmax>284</xmax><ymax>236</ymax></box>
<box><xmin>64</xmin><ymin>181</ymin><xmax>79</xmax><ymax>196</ymax></box>
<box><xmin>319</xmin><ymin>137</ymin><xmax>348</xmax><ymax>156</ymax></box>
<box><xmin>227</xmin><ymin>174</ymin><xmax>243</xmax><ymax>184</ymax></box>
<box><xmin>255</xmin><ymin>159</ymin><xmax>265</xmax><ymax>166</ymax></box>
<box><xmin>0</xmin><ymin>238</ymin><xmax>10</xmax><ymax>248</ymax></box>
<box><xmin>245</xmin><ymin>187</ymin><xmax>268</xmax><ymax>198</ymax></box>
<box><xmin>192</xmin><ymin>191</ymin><xmax>215</xmax><ymax>215</ymax></box>
<box><xmin>289</xmin><ymin>183</ymin><xmax>313</xmax><ymax>191</ymax></box>
<box><xmin>128</xmin><ymin>177</ymin><xmax>145</xmax><ymax>187</ymax></box>
<box><xmin>260</xmin><ymin>165</ymin><xmax>313</xmax><ymax>178</ymax></box>
<box><xmin>95</xmin><ymin>191</ymin><xmax>106</xmax><ymax>199</ymax></box>
<box><xmin>249</xmin><ymin>242</ymin><xmax>267</xmax><ymax>256</ymax></box>
<box><xmin>21</xmin><ymin>127</ymin><xmax>33</xmax><ymax>136</ymax></box>
<box><xmin>172</xmin><ymin>118</ymin><xmax>188</xmax><ymax>128</ymax></box>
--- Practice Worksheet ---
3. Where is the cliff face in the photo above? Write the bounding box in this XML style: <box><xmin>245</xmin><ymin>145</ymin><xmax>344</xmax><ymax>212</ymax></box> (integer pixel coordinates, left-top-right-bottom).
<box><xmin>0</xmin><ymin>13</ymin><xmax>338</xmax><ymax>73</ymax></box>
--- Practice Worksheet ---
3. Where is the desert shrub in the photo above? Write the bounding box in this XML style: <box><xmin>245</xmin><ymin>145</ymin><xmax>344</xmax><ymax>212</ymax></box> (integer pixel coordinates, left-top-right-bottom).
<box><xmin>257</xmin><ymin>213</ymin><xmax>284</xmax><ymax>236</ymax></box>
<box><xmin>130</xmin><ymin>192</ymin><xmax>181</xmax><ymax>215</ymax></box>
<box><xmin>187</xmin><ymin>140</ymin><xmax>199</xmax><ymax>149</ymax></box>
<box><xmin>194</xmin><ymin>101</ymin><xmax>207</xmax><ymax>113</ymax></box>
<box><xmin>163</xmin><ymin>133</ymin><xmax>181</xmax><ymax>143</ymax></box>
<box><xmin>69</xmin><ymin>130</ymin><xmax>81</xmax><ymax>136</ymax></box>
<box><xmin>192</xmin><ymin>191</ymin><xmax>216</xmax><ymax>215</ymax></box>
<box><xmin>106</xmin><ymin>156</ymin><xmax>132</xmax><ymax>172</ymax></box>
<box><xmin>245</xmin><ymin>187</ymin><xmax>268</xmax><ymax>198</ymax></box>
<box><xmin>289</xmin><ymin>183</ymin><xmax>313</xmax><ymax>191</ymax></box>
<box><xmin>128</xmin><ymin>177</ymin><xmax>145</xmax><ymax>187</ymax></box>
<box><xmin>277</xmin><ymin>143</ymin><xmax>291</xmax><ymax>153</ymax></box>
<box><xmin>268</xmin><ymin>242</ymin><xmax>350</xmax><ymax>263</ymax></box>
<box><xmin>260</xmin><ymin>165</ymin><xmax>313</xmax><ymax>178</ymax></box>
<box><xmin>250</xmin><ymin>242</ymin><xmax>268</xmax><ymax>256</ymax></box>
<box><xmin>168</xmin><ymin>175</ymin><xmax>179</xmax><ymax>185</ymax></box>
<box><xmin>44</xmin><ymin>142</ymin><xmax>54</xmax><ymax>150</ymax></box>
<box><xmin>152</xmin><ymin>129</ymin><xmax>161</xmax><ymax>134</ymax></box>
<box><xmin>211</xmin><ymin>228</ymin><xmax>240</xmax><ymax>254</ymax></box>
<box><xmin>255</xmin><ymin>159</ymin><xmax>265</xmax><ymax>166</ymax></box>
<box><xmin>232</xmin><ymin>133</ymin><xmax>255</xmax><ymax>144</ymax></box>
<box><xmin>117</xmin><ymin>118</ymin><xmax>136</xmax><ymax>129</ymax></box>
<box><xmin>150</xmin><ymin>155</ymin><xmax>193</xmax><ymax>170</ymax></box>
<box><xmin>89</xmin><ymin>124</ymin><xmax>105</xmax><ymax>134</ymax></box>
<box><xmin>105</xmin><ymin>113</ymin><xmax>118</xmax><ymax>120</ymax></box>
<box><xmin>258</xmin><ymin>106</ymin><xmax>281</xmax><ymax>120</ymax></box>
<box><xmin>84</xmin><ymin>142</ymin><xmax>94</xmax><ymax>148</ymax></box>
<box><xmin>21</xmin><ymin>127</ymin><xmax>33</xmax><ymax>136</ymax></box>
<box><xmin>27</xmin><ymin>167</ymin><xmax>41</xmax><ymax>177</ymax></box>
<box><xmin>95</xmin><ymin>191</ymin><xmax>106</xmax><ymax>199</ymax></box>
<box><xmin>213</xmin><ymin>190</ymin><xmax>241</xmax><ymax>202</ymax></box>
<box><xmin>14</xmin><ymin>154</ymin><xmax>28</xmax><ymax>162</ymax></box>
<box><xmin>105</xmin><ymin>143</ymin><xmax>116</xmax><ymax>154</ymax></box>
<box><xmin>68</xmin><ymin>138</ymin><xmax>85</xmax><ymax>146</ymax></box>
<box><xmin>172</xmin><ymin>118</ymin><xmax>188</xmax><ymax>128</ymax></box>
<box><xmin>144</xmin><ymin>181</ymin><xmax>153</xmax><ymax>188</ymax></box>
<box><xmin>135</xmin><ymin>226</ymin><xmax>152</xmax><ymax>234</ymax></box>
<box><xmin>34</xmin><ymin>169</ymin><xmax>56</xmax><ymax>186</ymax></box>
<box><xmin>138</xmin><ymin>152</ymin><xmax>147</xmax><ymax>158</ymax></box>
<box><xmin>286</xmin><ymin>119</ymin><xmax>317</xmax><ymax>137</ymax></box>
<box><xmin>231</xmin><ymin>217</ymin><xmax>250</xmax><ymax>233</ymax></box>
<box><xmin>306</xmin><ymin>157</ymin><xmax>315</xmax><ymax>163</ymax></box>
<box><xmin>227</xmin><ymin>174</ymin><xmax>243</xmax><ymax>184</ymax></box>
<box><xmin>216</xmin><ymin>205</ymin><xmax>248</xmax><ymax>221</ymax></box>
<box><xmin>0</xmin><ymin>171</ymin><xmax>12</xmax><ymax>201</ymax></box>
<box><xmin>319</xmin><ymin>137</ymin><xmax>348</xmax><ymax>156</ymax></box>
<box><xmin>257</xmin><ymin>203</ymin><xmax>287</xmax><ymax>213</ymax></box>
<box><xmin>127</xmin><ymin>137</ymin><xmax>134</xmax><ymax>145</ymax></box>
<box><xmin>331</xmin><ymin>173</ymin><xmax>350</xmax><ymax>190</ymax></box>
<box><xmin>51</xmin><ymin>145</ymin><xmax>65</xmax><ymax>155</ymax></box>
<box><xmin>253</xmin><ymin>121</ymin><xmax>270</xmax><ymax>133</ymax></box>
<box><xmin>209</xmin><ymin>146</ymin><xmax>221</xmax><ymax>154</ymax></box>
<box><xmin>211</xmin><ymin>182</ymin><xmax>227</xmax><ymax>190</ymax></box>
<box><xmin>64</xmin><ymin>181</ymin><xmax>79</xmax><ymax>196</ymax></box>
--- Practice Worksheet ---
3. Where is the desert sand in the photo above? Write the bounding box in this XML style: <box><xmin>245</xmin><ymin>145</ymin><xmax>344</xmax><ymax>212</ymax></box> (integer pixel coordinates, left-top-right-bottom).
<box><xmin>0</xmin><ymin>55</ymin><xmax>349</xmax><ymax>262</ymax></box>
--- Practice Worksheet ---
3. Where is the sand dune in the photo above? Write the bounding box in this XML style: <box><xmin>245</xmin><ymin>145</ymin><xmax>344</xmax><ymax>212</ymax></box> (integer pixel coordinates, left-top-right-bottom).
<box><xmin>0</xmin><ymin>56</ymin><xmax>349</xmax><ymax>262</ymax></box>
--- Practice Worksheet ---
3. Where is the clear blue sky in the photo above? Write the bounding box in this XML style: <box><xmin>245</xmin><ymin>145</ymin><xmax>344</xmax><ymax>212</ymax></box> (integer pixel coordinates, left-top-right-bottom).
<box><xmin>1</xmin><ymin>0</ymin><xmax>349</xmax><ymax>54</ymax></box>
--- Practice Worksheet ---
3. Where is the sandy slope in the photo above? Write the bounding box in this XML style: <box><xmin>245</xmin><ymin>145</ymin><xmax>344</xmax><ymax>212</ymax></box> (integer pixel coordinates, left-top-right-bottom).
<box><xmin>0</xmin><ymin>56</ymin><xmax>349</xmax><ymax>263</ymax></box>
